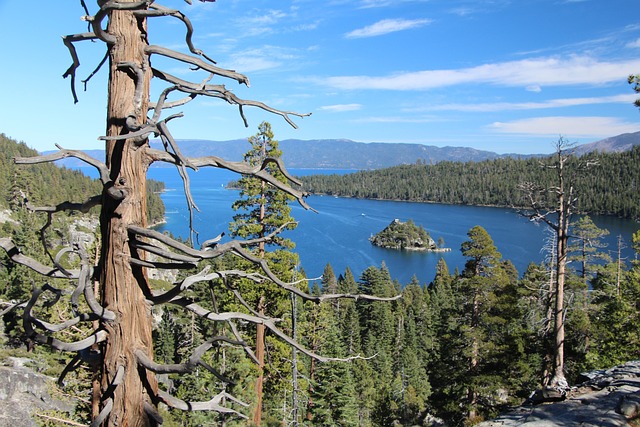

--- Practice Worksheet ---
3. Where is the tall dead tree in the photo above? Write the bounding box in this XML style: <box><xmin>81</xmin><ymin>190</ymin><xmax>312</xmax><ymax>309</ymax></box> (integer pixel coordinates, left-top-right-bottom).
<box><xmin>0</xmin><ymin>2</ymin><xmax>398</xmax><ymax>426</ymax></box>
<box><xmin>519</xmin><ymin>136</ymin><xmax>596</xmax><ymax>389</ymax></box>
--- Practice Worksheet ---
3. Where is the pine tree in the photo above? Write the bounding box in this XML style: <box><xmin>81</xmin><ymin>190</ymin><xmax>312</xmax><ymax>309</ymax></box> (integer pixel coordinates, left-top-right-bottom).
<box><xmin>587</xmin><ymin>233</ymin><xmax>640</xmax><ymax>368</ymax></box>
<box><xmin>228</xmin><ymin>121</ymin><xmax>300</xmax><ymax>425</ymax></box>
<box><xmin>568</xmin><ymin>216</ymin><xmax>611</xmax><ymax>286</ymax></box>
<box><xmin>307</xmin><ymin>287</ymin><xmax>358</xmax><ymax>426</ymax></box>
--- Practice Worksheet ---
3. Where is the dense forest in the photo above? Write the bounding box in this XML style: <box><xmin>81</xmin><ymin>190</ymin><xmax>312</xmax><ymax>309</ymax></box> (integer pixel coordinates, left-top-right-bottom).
<box><xmin>0</xmin><ymin>134</ymin><xmax>165</xmax><ymax>225</ymax></box>
<box><xmin>2</xmin><ymin>132</ymin><xmax>640</xmax><ymax>426</ymax></box>
<box><xmin>299</xmin><ymin>147</ymin><xmax>640</xmax><ymax>220</ymax></box>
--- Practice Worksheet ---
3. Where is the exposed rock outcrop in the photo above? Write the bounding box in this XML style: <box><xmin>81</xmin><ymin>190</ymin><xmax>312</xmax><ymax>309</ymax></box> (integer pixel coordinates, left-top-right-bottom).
<box><xmin>0</xmin><ymin>360</ymin><xmax>75</xmax><ymax>427</ymax></box>
<box><xmin>478</xmin><ymin>361</ymin><xmax>640</xmax><ymax>427</ymax></box>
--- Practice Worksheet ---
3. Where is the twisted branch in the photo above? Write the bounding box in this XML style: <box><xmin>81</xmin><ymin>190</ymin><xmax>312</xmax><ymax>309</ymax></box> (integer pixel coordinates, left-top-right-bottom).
<box><xmin>128</xmin><ymin>225</ymin><xmax>400</xmax><ymax>304</ymax></box>
<box><xmin>158</xmin><ymin>389</ymin><xmax>249</xmax><ymax>417</ymax></box>
<box><xmin>151</xmin><ymin>68</ymin><xmax>311</xmax><ymax>128</ymax></box>
<box><xmin>0</xmin><ymin>238</ymin><xmax>79</xmax><ymax>279</ymax></box>
<box><xmin>15</xmin><ymin>146</ymin><xmax>126</xmax><ymax>200</ymax></box>
<box><xmin>146</xmin><ymin>148</ymin><xmax>312</xmax><ymax>211</ymax></box>
<box><xmin>169</xmin><ymin>297</ymin><xmax>376</xmax><ymax>363</ymax></box>
<box><xmin>22</xmin><ymin>282</ymin><xmax>108</xmax><ymax>352</ymax></box>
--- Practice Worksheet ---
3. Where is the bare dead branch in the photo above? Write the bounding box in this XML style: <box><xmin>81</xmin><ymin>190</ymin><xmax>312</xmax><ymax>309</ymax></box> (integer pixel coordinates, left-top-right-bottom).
<box><xmin>15</xmin><ymin>147</ymin><xmax>126</xmax><ymax>200</ymax></box>
<box><xmin>62</xmin><ymin>32</ymin><xmax>97</xmax><ymax>103</ymax></box>
<box><xmin>31</xmin><ymin>312</ymin><xmax>98</xmax><ymax>334</ymax></box>
<box><xmin>90</xmin><ymin>398</ymin><xmax>113</xmax><ymax>427</ymax></box>
<box><xmin>146</xmin><ymin>148</ymin><xmax>312</xmax><ymax>211</ymax></box>
<box><xmin>116</xmin><ymin>61</ymin><xmax>146</xmax><ymax>124</ymax></box>
<box><xmin>135</xmin><ymin>4</ymin><xmax>217</xmax><ymax>64</ymax></box>
<box><xmin>22</xmin><ymin>282</ymin><xmax>108</xmax><ymax>352</ymax></box>
<box><xmin>58</xmin><ymin>353</ymin><xmax>83</xmax><ymax>387</ymax></box>
<box><xmin>170</xmin><ymin>297</ymin><xmax>379</xmax><ymax>363</ymax></box>
<box><xmin>128</xmin><ymin>225</ymin><xmax>400</xmax><ymax>303</ymax></box>
<box><xmin>135</xmin><ymin>336</ymin><xmax>242</xmax><ymax>377</ymax></box>
<box><xmin>144</xmin><ymin>402</ymin><xmax>164</xmax><ymax>425</ymax></box>
<box><xmin>227</xmin><ymin>319</ymin><xmax>260</xmax><ymax>364</ymax></box>
<box><xmin>0</xmin><ymin>238</ymin><xmax>79</xmax><ymax>279</ymax></box>
<box><xmin>158</xmin><ymin>389</ymin><xmax>249</xmax><ymax>417</ymax></box>
<box><xmin>82</xmin><ymin>49</ymin><xmax>109</xmax><ymax>91</ymax></box>
<box><xmin>24</xmin><ymin>198</ymin><xmax>100</xmax><ymax>269</ymax></box>
<box><xmin>151</xmin><ymin>68</ymin><xmax>311</xmax><ymax>128</ymax></box>
<box><xmin>83</xmin><ymin>0</ymin><xmax>152</xmax><ymax>45</ymax></box>
<box><xmin>131</xmin><ymin>241</ymin><xmax>200</xmax><ymax>264</ymax></box>
<box><xmin>130</xmin><ymin>257</ymin><xmax>197</xmax><ymax>270</ymax></box>
<box><xmin>147</xmin><ymin>266</ymin><xmax>218</xmax><ymax>304</ymax></box>
<box><xmin>78</xmin><ymin>258</ymin><xmax>117</xmax><ymax>321</ymax></box>
<box><xmin>27</xmin><ymin>195</ymin><xmax>102</xmax><ymax>215</ymax></box>
<box><xmin>146</xmin><ymin>45</ymin><xmax>249</xmax><ymax>85</ymax></box>
<box><xmin>35</xmin><ymin>413</ymin><xmax>86</xmax><ymax>427</ymax></box>
<box><xmin>0</xmin><ymin>300</ymin><xmax>28</xmax><ymax>316</ymax></box>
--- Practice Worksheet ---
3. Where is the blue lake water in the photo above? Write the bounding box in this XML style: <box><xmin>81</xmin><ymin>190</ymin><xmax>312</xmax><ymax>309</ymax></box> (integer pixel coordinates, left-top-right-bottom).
<box><xmin>147</xmin><ymin>167</ymin><xmax>640</xmax><ymax>286</ymax></box>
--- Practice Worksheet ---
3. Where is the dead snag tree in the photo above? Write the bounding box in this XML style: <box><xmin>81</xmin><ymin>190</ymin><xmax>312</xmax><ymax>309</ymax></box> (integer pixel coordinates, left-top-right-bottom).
<box><xmin>0</xmin><ymin>2</ymin><xmax>399</xmax><ymax>426</ymax></box>
<box><xmin>519</xmin><ymin>136</ymin><xmax>596</xmax><ymax>390</ymax></box>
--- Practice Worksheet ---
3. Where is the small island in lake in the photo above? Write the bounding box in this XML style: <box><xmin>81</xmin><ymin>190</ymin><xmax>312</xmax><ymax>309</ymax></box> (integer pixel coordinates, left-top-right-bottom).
<box><xmin>369</xmin><ymin>219</ymin><xmax>451</xmax><ymax>252</ymax></box>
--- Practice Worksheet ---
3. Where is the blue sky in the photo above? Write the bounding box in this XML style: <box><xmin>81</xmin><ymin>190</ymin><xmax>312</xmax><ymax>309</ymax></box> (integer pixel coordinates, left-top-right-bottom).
<box><xmin>1</xmin><ymin>0</ymin><xmax>639</xmax><ymax>154</ymax></box>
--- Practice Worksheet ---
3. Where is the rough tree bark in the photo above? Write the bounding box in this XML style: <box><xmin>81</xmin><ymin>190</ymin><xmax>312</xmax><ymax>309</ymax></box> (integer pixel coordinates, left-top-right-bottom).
<box><xmin>0</xmin><ymin>2</ymin><xmax>401</xmax><ymax>426</ymax></box>
<box><xmin>98</xmin><ymin>2</ymin><xmax>157</xmax><ymax>425</ymax></box>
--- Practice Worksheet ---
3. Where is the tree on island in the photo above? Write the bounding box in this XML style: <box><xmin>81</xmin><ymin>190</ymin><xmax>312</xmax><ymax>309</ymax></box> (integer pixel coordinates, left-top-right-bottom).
<box><xmin>369</xmin><ymin>219</ymin><xmax>444</xmax><ymax>251</ymax></box>
<box><xmin>0</xmin><ymin>2</ymin><xmax>398</xmax><ymax>426</ymax></box>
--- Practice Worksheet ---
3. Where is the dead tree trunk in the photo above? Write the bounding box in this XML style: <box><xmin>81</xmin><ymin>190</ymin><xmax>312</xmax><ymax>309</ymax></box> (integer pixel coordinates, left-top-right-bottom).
<box><xmin>0</xmin><ymin>3</ymin><xmax>401</xmax><ymax>426</ymax></box>
<box><xmin>519</xmin><ymin>137</ymin><xmax>596</xmax><ymax>389</ymax></box>
<box><xmin>552</xmin><ymin>178</ymin><xmax>568</xmax><ymax>388</ymax></box>
<box><xmin>98</xmin><ymin>3</ymin><xmax>158</xmax><ymax>425</ymax></box>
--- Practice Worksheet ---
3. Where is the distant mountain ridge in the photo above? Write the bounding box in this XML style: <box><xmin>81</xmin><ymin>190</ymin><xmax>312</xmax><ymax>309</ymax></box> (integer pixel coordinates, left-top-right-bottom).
<box><xmin>43</xmin><ymin>131</ymin><xmax>640</xmax><ymax>170</ymax></box>
<box><xmin>572</xmin><ymin>130</ymin><xmax>640</xmax><ymax>155</ymax></box>
<box><xmin>43</xmin><ymin>139</ymin><xmax>522</xmax><ymax>170</ymax></box>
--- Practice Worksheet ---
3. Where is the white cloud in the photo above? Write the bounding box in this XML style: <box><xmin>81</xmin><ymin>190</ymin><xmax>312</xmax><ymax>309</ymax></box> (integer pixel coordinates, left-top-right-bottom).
<box><xmin>241</xmin><ymin>10</ymin><xmax>288</xmax><ymax>27</ymax></box>
<box><xmin>321</xmin><ymin>55</ymin><xmax>640</xmax><ymax>90</ymax></box>
<box><xmin>319</xmin><ymin>104</ymin><xmax>362</xmax><ymax>112</ymax></box>
<box><xmin>488</xmin><ymin>116</ymin><xmax>640</xmax><ymax>137</ymax></box>
<box><xmin>345</xmin><ymin>18</ymin><xmax>432</xmax><ymax>39</ymax></box>
<box><xmin>227</xmin><ymin>46</ymin><xmax>298</xmax><ymax>73</ymax></box>
<box><xmin>526</xmin><ymin>85</ymin><xmax>542</xmax><ymax>93</ymax></box>
<box><xmin>358</xmin><ymin>0</ymin><xmax>430</xmax><ymax>9</ymax></box>
<box><xmin>419</xmin><ymin>94</ymin><xmax>638</xmax><ymax>112</ymax></box>
<box><xmin>355</xmin><ymin>115</ymin><xmax>443</xmax><ymax>124</ymax></box>
<box><xmin>627</xmin><ymin>38</ymin><xmax>640</xmax><ymax>48</ymax></box>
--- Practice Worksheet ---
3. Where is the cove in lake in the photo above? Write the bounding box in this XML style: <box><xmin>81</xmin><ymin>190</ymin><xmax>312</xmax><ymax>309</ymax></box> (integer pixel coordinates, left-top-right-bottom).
<box><xmin>147</xmin><ymin>167</ymin><xmax>640</xmax><ymax>286</ymax></box>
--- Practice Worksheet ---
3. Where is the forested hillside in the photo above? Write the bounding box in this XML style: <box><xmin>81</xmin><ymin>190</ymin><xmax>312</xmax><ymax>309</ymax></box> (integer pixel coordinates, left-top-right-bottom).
<box><xmin>3</xmin><ymin>130</ymin><xmax>640</xmax><ymax>426</ymax></box>
<box><xmin>0</xmin><ymin>133</ymin><xmax>165</xmax><ymax>225</ymax></box>
<box><xmin>299</xmin><ymin>147</ymin><xmax>640</xmax><ymax>220</ymax></box>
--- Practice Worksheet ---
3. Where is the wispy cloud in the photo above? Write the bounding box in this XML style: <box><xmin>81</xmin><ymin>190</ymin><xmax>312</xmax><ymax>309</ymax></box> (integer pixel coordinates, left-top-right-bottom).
<box><xmin>355</xmin><ymin>115</ymin><xmax>443</xmax><ymax>124</ymax></box>
<box><xmin>627</xmin><ymin>38</ymin><xmax>640</xmax><ymax>48</ymax></box>
<box><xmin>320</xmin><ymin>55</ymin><xmax>640</xmax><ymax>90</ymax></box>
<box><xmin>488</xmin><ymin>116</ymin><xmax>640</xmax><ymax>137</ymax></box>
<box><xmin>418</xmin><ymin>94</ymin><xmax>638</xmax><ymax>112</ymax></box>
<box><xmin>358</xmin><ymin>0</ymin><xmax>429</xmax><ymax>9</ymax></box>
<box><xmin>227</xmin><ymin>46</ymin><xmax>298</xmax><ymax>73</ymax></box>
<box><xmin>319</xmin><ymin>104</ymin><xmax>362</xmax><ymax>112</ymax></box>
<box><xmin>345</xmin><ymin>18</ymin><xmax>432</xmax><ymax>39</ymax></box>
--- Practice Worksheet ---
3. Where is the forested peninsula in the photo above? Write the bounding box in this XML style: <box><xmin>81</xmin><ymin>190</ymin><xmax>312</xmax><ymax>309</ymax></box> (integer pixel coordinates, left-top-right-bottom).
<box><xmin>299</xmin><ymin>147</ymin><xmax>640</xmax><ymax>220</ymax></box>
